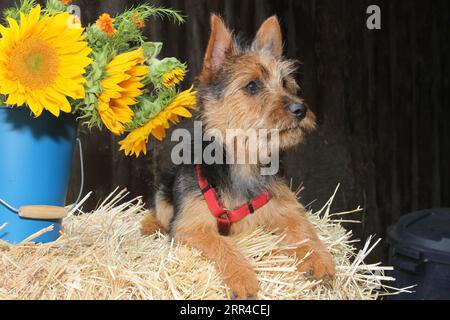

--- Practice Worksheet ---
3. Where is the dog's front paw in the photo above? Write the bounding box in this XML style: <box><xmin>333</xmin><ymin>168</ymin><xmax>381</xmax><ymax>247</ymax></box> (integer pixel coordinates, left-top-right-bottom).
<box><xmin>224</xmin><ymin>267</ymin><xmax>259</xmax><ymax>299</ymax></box>
<box><xmin>297</xmin><ymin>246</ymin><xmax>336</xmax><ymax>282</ymax></box>
<box><xmin>140</xmin><ymin>213</ymin><xmax>167</xmax><ymax>236</ymax></box>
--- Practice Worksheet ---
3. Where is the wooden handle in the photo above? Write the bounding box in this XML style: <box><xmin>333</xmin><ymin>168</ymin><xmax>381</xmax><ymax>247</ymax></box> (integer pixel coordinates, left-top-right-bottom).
<box><xmin>19</xmin><ymin>205</ymin><xmax>68</xmax><ymax>220</ymax></box>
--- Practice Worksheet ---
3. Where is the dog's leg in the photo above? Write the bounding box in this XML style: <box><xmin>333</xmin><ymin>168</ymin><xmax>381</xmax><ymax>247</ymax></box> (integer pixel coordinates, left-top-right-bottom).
<box><xmin>267</xmin><ymin>187</ymin><xmax>336</xmax><ymax>281</ymax></box>
<box><xmin>276</xmin><ymin>209</ymin><xmax>336</xmax><ymax>281</ymax></box>
<box><xmin>172</xmin><ymin>197</ymin><xmax>259</xmax><ymax>299</ymax></box>
<box><xmin>141</xmin><ymin>211</ymin><xmax>168</xmax><ymax>235</ymax></box>
<box><xmin>141</xmin><ymin>190</ymin><xmax>174</xmax><ymax>236</ymax></box>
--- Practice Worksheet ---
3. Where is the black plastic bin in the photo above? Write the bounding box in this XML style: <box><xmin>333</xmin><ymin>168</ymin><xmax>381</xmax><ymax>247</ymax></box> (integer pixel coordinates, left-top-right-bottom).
<box><xmin>387</xmin><ymin>208</ymin><xmax>450</xmax><ymax>300</ymax></box>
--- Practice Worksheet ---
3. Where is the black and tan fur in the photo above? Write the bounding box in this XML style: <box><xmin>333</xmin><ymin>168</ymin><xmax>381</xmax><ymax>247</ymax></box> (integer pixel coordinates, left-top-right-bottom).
<box><xmin>141</xmin><ymin>15</ymin><xmax>336</xmax><ymax>299</ymax></box>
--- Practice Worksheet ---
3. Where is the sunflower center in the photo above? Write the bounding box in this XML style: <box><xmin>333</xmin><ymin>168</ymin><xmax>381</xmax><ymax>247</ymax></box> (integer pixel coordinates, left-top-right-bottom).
<box><xmin>26</xmin><ymin>54</ymin><xmax>45</xmax><ymax>73</ymax></box>
<box><xmin>10</xmin><ymin>37</ymin><xmax>59</xmax><ymax>89</ymax></box>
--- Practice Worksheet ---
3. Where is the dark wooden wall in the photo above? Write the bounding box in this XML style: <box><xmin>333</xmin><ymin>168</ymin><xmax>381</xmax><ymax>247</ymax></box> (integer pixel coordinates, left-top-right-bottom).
<box><xmin>1</xmin><ymin>0</ymin><xmax>449</xmax><ymax>262</ymax></box>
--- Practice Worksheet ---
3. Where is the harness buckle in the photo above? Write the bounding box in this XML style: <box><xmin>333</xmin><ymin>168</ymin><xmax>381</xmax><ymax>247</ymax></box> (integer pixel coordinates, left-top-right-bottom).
<box><xmin>217</xmin><ymin>212</ymin><xmax>231</xmax><ymax>236</ymax></box>
<box><xmin>247</xmin><ymin>202</ymin><xmax>255</xmax><ymax>214</ymax></box>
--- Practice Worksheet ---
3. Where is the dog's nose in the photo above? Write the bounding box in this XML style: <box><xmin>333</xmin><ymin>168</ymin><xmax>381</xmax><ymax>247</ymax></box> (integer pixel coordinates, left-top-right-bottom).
<box><xmin>288</xmin><ymin>103</ymin><xmax>307</xmax><ymax>120</ymax></box>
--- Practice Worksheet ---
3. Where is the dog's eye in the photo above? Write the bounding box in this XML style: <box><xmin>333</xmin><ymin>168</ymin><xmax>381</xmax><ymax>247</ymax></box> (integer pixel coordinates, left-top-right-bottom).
<box><xmin>283</xmin><ymin>78</ymin><xmax>299</xmax><ymax>94</ymax></box>
<box><xmin>245</xmin><ymin>81</ymin><xmax>261</xmax><ymax>95</ymax></box>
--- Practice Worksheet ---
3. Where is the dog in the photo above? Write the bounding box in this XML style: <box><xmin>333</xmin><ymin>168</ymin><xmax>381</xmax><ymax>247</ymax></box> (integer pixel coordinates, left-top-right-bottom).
<box><xmin>141</xmin><ymin>15</ymin><xmax>336</xmax><ymax>299</ymax></box>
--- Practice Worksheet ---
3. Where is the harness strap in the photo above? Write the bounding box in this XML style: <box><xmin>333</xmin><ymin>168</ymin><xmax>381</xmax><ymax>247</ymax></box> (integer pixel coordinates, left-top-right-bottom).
<box><xmin>195</xmin><ymin>164</ymin><xmax>272</xmax><ymax>236</ymax></box>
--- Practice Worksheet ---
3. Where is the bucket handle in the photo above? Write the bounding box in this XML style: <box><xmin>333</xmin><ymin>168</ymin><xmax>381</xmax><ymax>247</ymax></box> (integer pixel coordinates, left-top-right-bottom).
<box><xmin>0</xmin><ymin>138</ymin><xmax>85</xmax><ymax>220</ymax></box>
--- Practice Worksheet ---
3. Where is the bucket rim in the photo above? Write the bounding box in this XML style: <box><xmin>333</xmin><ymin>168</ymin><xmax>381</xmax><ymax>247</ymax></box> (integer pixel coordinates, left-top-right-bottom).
<box><xmin>388</xmin><ymin>208</ymin><xmax>450</xmax><ymax>264</ymax></box>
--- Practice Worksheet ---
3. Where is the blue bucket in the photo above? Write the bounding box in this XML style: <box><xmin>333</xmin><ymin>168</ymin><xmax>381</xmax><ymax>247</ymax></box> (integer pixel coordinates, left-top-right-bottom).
<box><xmin>0</xmin><ymin>106</ymin><xmax>77</xmax><ymax>243</ymax></box>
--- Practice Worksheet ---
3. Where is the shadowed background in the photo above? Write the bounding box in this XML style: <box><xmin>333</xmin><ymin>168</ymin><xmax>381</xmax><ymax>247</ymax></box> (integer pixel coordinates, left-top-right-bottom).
<box><xmin>1</xmin><ymin>0</ymin><xmax>449</xmax><ymax>262</ymax></box>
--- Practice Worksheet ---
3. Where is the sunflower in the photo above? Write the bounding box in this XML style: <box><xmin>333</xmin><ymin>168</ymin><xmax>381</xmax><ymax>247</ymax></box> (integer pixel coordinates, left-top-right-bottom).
<box><xmin>98</xmin><ymin>48</ymin><xmax>148</xmax><ymax>135</ymax></box>
<box><xmin>162</xmin><ymin>67</ymin><xmax>185</xmax><ymax>88</ymax></box>
<box><xmin>0</xmin><ymin>5</ymin><xmax>92</xmax><ymax>117</ymax></box>
<box><xmin>119</xmin><ymin>86</ymin><xmax>197</xmax><ymax>157</ymax></box>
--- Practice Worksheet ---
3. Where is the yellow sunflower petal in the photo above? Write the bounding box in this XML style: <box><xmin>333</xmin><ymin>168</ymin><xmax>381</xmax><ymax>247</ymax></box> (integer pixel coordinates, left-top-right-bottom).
<box><xmin>119</xmin><ymin>127</ymin><xmax>149</xmax><ymax>157</ymax></box>
<box><xmin>171</xmin><ymin>107</ymin><xmax>193</xmax><ymax>118</ymax></box>
<box><xmin>151</xmin><ymin>125</ymin><xmax>167</xmax><ymax>141</ymax></box>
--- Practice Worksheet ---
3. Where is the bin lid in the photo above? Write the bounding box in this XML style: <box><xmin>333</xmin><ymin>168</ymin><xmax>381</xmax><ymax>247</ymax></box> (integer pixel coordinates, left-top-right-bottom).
<box><xmin>388</xmin><ymin>208</ymin><xmax>450</xmax><ymax>264</ymax></box>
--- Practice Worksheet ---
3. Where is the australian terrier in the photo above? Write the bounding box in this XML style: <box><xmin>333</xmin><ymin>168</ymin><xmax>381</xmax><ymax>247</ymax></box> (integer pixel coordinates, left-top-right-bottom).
<box><xmin>141</xmin><ymin>15</ymin><xmax>336</xmax><ymax>299</ymax></box>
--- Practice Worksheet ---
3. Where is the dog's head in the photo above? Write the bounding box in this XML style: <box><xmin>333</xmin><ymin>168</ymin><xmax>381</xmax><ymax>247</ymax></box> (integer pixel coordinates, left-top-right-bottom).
<box><xmin>197</xmin><ymin>15</ymin><xmax>316</xmax><ymax>151</ymax></box>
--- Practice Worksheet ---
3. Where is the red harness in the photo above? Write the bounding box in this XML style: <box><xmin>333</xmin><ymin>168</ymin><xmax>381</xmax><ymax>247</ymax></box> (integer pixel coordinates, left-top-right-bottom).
<box><xmin>195</xmin><ymin>164</ymin><xmax>272</xmax><ymax>236</ymax></box>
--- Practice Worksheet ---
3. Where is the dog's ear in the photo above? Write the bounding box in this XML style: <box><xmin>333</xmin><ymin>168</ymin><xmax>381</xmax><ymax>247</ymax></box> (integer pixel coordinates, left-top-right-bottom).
<box><xmin>203</xmin><ymin>14</ymin><xmax>233</xmax><ymax>78</ymax></box>
<box><xmin>253</xmin><ymin>16</ymin><xmax>283</xmax><ymax>58</ymax></box>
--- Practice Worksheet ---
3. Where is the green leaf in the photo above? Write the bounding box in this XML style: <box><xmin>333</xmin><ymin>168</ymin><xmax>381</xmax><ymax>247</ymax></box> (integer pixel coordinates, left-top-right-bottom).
<box><xmin>3</xmin><ymin>0</ymin><xmax>37</xmax><ymax>21</ymax></box>
<box><xmin>142</xmin><ymin>42</ymin><xmax>163</xmax><ymax>61</ymax></box>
